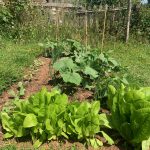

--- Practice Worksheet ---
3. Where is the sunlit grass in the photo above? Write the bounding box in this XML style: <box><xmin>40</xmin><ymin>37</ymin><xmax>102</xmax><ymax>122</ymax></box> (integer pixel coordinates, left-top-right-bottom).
<box><xmin>0</xmin><ymin>39</ymin><xmax>42</xmax><ymax>94</ymax></box>
<box><xmin>103</xmin><ymin>41</ymin><xmax>150</xmax><ymax>86</ymax></box>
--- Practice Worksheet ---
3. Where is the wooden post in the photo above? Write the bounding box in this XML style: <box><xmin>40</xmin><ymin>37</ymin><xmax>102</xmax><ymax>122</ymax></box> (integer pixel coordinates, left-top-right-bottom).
<box><xmin>101</xmin><ymin>4</ymin><xmax>108</xmax><ymax>51</ymax></box>
<box><xmin>56</xmin><ymin>9</ymin><xmax>59</xmax><ymax>41</ymax></box>
<box><xmin>85</xmin><ymin>6</ymin><xmax>88</xmax><ymax>50</ymax></box>
<box><xmin>126</xmin><ymin>0</ymin><xmax>132</xmax><ymax>43</ymax></box>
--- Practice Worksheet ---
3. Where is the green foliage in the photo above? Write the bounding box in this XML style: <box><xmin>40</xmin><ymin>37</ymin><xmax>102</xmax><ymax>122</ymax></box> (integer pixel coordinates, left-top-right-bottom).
<box><xmin>8</xmin><ymin>82</ymin><xmax>25</xmax><ymax>100</ymax></box>
<box><xmin>131</xmin><ymin>5</ymin><xmax>150</xmax><ymax>42</ymax></box>
<box><xmin>43</xmin><ymin>39</ymin><xmax>122</xmax><ymax>98</ymax></box>
<box><xmin>0</xmin><ymin>0</ymin><xmax>33</xmax><ymax>39</ymax></box>
<box><xmin>138</xmin><ymin>6</ymin><xmax>150</xmax><ymax>41</ymax></box>
<box><xmin>53</xmin><ymin>57</ymin><xmax>82</xmax><ymax>85</ymax></box>
<box><xmin>0</xmin><ymin>88</ymin><xmax>113</xmax><ymax>148</ymax></box>
<box><xmin>0</xmin><ymin>5</ymin><xmax>13</xmax><ymax>33</ymax></box>
<box><xmin>108</xmin><ymin>84</ymin><xmax>150</xmax><ymax>149</ymax></box>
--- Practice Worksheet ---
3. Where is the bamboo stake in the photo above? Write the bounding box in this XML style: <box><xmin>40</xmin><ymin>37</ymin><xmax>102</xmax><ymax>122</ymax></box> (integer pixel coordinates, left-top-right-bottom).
<box><xmin>101</xmin><ymin>4</ymin><xmax>108</xmax><ymax>51</ymax></box>
<box><xmin>126</xmin><ymin>0</ymin><xmax>132</xmax><ymax>43</ymax></box>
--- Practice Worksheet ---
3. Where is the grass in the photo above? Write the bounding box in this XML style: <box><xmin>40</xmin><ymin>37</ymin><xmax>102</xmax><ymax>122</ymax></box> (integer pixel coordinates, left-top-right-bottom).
<box><xmin>0</xmin><ymin>145</ymin><xmax>16</xmax><ymax>150</ymax></box>
<box><xmin>0</xmin><ymin>39</ymin><xmax>42</xmax><ymax>95</ymax></box>
<box><xmin>103</xmin><ymin>41</ymin><xmax>150</xmax><ymax>87</ymax></box>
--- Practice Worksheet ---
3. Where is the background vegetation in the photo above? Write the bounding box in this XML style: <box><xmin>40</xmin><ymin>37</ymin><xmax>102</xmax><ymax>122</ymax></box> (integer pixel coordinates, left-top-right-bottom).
<box><xmin>0</xmin><ymin>0</ymin><xmax>149</xmax><ymax>94</ymax></box>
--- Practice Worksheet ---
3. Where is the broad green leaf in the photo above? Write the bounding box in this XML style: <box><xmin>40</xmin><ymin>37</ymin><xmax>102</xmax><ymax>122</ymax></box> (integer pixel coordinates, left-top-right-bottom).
<box><xmin>89</xmin><ymin>138</ymin><xmax>103</xmax><ymax>148</ymax></box>
<box><xmin>99</xmin><ymin>114</ymin><xmax>111</xmax><ymax>128</ymax></box>
<box><xmin>45</xmin><ymin>119</ymin><xmax>53</xmax><ymax>131</ymax></box>
<box><xmin>53</xmin><ymin>57</ymin><xmax>78</xmax><ymax>72</ymax></box>
<box><xmin>39</xmin><ymin>87</ymin><xmax>47</xmax><ymax>105</ymax></box>
<box><xmin>4</xmin><ymin>132</ymin><xmax>13</xmax><ymax>138</ymax></box>
<box><xmin>33</xmin><ymin>139</ymin><xmax>43</xmax><ymax>148</ymax></box>
<box><xmin>55</xmin><ymin>94</ymin><xmax>68</xmax><ymax>106</ymax></box>
<box><xmin>61</xmin><ymin>132</ymin><xmax>69</xmax><ymax>139</ymax></box>
<box><xmin>91</xmin><ymin>101</ymin><xmax>100</xmax><ymax>114</ymax></box>
<box><xmin>61</xmin><ymin>72</ymin><xmax>82</xmax><ymax>85</ymax></box>
<box><xmin>23</xmin><ymin>114</ymin><xmax>38</xmax><ymax>128</ymax></box>
<box><xmin>84</xmin><ymin>66</ymin><xmax>98</xmax><ymax>79</ymax></box>
<box><xmin>101</xmin><ymin>131</ymin><xmax>114</xmax><ymax>145</ymax></box>
<box><xmin>1</xmin><ymin>112</ymin><xmax>12</xmax><ymax>132</ymax></box>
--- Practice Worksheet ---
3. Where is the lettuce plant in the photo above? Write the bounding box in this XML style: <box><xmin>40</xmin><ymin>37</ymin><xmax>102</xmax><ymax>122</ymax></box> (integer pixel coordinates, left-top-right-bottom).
<box><xmin>0</xmin><ymin>88</ymin><xmax>113</xmax><ymax>148</ymax></box>
<box><xmin>108</xmin><ymin>84</ymin><xmax>150</xmax><ymax>150</ymax></box>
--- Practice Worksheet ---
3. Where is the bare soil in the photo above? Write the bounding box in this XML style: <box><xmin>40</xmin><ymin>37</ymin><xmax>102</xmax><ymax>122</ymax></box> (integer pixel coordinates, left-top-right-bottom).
<box><xmin>0</xmin><ymin>57</ymin><xmax>124</xmax><ymax>150</ymax></box>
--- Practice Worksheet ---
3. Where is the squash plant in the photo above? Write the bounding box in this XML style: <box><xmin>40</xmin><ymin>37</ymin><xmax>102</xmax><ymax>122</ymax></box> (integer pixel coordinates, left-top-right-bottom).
<box><xmin>43</xmin><ymin>39</ymin><xmax>122</xmax><ymax>99</ymax></box>
<box><xmin>0</xmin><ymin>88</ymin><xmax>114</xmax><ymax>148</ymax></box>
<box><xmin>108</xmin><ymin>84</ymin><xmax>150</xmax><ymax>150</ymax></box>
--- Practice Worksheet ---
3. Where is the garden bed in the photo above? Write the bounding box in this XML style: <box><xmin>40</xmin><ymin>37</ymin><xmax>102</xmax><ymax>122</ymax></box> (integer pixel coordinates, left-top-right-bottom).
<box><xmin>0</xmin><ymin>56</ymin><xmax>124</xmax><ymax>150</ymax></box>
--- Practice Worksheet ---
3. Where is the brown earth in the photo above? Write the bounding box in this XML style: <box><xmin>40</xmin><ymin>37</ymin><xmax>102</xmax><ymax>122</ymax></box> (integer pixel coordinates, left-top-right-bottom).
<box><xmin>0</xmin><ymin>57</ymin><xmax>123</xmax><ymax>150</ymax></box>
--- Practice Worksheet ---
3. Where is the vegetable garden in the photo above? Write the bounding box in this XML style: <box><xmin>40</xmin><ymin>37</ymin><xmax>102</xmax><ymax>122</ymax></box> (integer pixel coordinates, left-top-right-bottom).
<box><xmin>0</xmin><ymin>0</ymin><xmax>150</xmax><ymax>150</ymax></box>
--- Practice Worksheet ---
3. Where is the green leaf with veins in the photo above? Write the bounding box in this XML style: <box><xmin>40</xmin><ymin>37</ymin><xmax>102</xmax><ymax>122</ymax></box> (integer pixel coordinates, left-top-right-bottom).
<box><xmin>84</xmin><ymin>66</ymin><xmax>99</xmax><ymax>79</ymax></box>
<box><xmin>23</xmin><ymin>114</ymin><xmax>38</xmax><ymax>128</ymax></box>
<box><xmin>61</xmin><ymin>72</ymin><xmax>82</xmax><ymax>85</ymax></box>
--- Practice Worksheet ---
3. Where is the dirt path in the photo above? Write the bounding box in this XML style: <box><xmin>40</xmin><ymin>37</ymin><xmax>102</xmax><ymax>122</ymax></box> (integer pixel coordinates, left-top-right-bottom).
<box><xmin>0</xmin><ymin>57</ymin><xmax>51</xmax><ymax>108</ymax></box>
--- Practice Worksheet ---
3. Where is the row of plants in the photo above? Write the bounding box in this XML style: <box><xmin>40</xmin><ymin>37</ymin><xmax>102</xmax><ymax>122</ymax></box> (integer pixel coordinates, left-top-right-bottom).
<box><xmin>1</xmin><ymin>85</ymin><xmax>150</xmax><ymax>149</ymax></box>
<box><xmin>40</xmin><ymin>39</ymin><xmax>128</xmax><ymax>100</ymax></box>
<box><xmin>0</xmin><ymin>88</ymin><xmax>113</xmax><ymax>149</ymax></box>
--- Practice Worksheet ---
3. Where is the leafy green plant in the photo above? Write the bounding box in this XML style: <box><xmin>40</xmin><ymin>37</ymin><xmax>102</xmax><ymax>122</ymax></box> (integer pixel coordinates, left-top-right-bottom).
<box><xmin>64</xmin><ymin>101</ymin><xmax>113</xmax><ymax>148</ymax></box>
<box><xmin>53</xmin><ymin>57</ymin><xmax>82</xmax><ymax>85</ymax></box>
<box><xmin>107</xmin><ymin>84</ymin><xmax>150</xmax><ymax>150</ymax></box>
<box><xmin>8</xmin><ymin>82</ymin><xmax>25</xmax><ymax>100</ymax></box>
<box><xmin>0</xmin><ymin>88</ymin><xmax>113</xmax><ymax>148</ymax></box>
<box><xmin>45</xmin><ymin>39</ymin><xmax>122</xmax><ymax>98</ymax></box>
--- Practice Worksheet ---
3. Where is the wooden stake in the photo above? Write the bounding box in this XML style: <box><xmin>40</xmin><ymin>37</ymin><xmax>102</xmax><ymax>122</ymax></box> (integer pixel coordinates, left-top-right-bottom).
<box><xmin>85</xmin><ymin>7</ymin><xmax>88</xmax><ymax>51</ymax></box>
<box><xmin>56</xmin><ymin>9</ymin><xmax>59</xmax><ymax>41</ymax></box>
<box><xmin>101</xmin><ymin>4</ymin><xmax>108</xmax><ymax>51</ymax></box>
<box><xmin>126</xmin><ymin>0</ymin><xmax>132</xmax><ymax>43</ymax></box>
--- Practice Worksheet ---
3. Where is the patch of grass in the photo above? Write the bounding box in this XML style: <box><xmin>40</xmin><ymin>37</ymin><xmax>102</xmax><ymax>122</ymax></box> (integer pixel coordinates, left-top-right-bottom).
<box><xmin>0</xmin><ymin>39</ymin><xmax>42</xmax><ymax>94</ymax></box>
<box><xmin>103</xmin><ymin>41</ymin><xmax>150</xmax><ymax>86</ymax></box>
<box><xmin>0</xmin><ymin>145</ymin><xmax>16</xmax><ymax>150</ymax></box>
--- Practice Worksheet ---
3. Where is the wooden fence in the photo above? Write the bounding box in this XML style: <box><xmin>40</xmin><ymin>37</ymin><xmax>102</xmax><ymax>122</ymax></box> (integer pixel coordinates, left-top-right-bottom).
<box><xmin>0</xmin><ymin>0</ymin><xmax>132</xmax><ymax>46</ymax></box>
<box><xmin>34</xmin><ymin>1</ymin><xmax>130</xmax><ymax>48</ymax></box>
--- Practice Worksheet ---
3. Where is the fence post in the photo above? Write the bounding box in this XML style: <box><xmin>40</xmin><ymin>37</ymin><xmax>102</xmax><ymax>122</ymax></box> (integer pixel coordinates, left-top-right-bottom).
<box><xmin>101</xmin><ymin>4</ymin><xmax>108</xmax><ymax>51</ymax></box>
<box><xmin>85</xmin><ymin>5</ymin><xmax>88</xmax><ymax>50</ymax></box>
<box><xmin>126</xmin><ymin>0</ymin><xmax>132</xmax><ymax>43</ymax></box>
<box><xmin>56</xmin><ymin>9</ymin><xmax>60</xmax><ymax>42</ymax></box>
